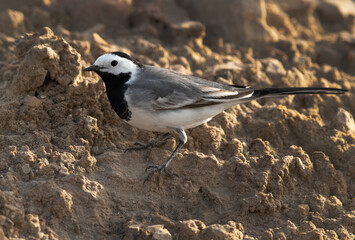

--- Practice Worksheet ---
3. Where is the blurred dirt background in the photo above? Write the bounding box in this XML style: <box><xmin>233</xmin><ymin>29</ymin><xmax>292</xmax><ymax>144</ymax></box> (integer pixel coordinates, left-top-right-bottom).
<box><xmin>0</xmin><ymin>0</ymin><xmax>354</xmax><ymax>239</ymax></box>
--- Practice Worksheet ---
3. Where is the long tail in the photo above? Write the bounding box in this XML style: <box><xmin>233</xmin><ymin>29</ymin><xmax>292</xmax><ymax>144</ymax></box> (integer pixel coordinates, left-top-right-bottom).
<box><xmin>252</xmin><ymin>87</ymin><xmax>348</xmax><ymax>98</ymax></box>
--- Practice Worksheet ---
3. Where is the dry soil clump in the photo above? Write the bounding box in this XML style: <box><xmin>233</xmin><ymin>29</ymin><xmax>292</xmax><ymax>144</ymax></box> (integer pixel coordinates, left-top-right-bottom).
<box><xmin>0</xmin><ymin>0</ymin><xmax>354</xmax><ymax>239</ymax></box>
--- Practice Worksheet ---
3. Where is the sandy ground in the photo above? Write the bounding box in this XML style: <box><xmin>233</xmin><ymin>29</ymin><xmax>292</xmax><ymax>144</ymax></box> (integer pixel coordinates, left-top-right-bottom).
<box><xmin>0</xmin><ymin>0</ymin><xmax>354</xmax><ymax>239</ymax></box>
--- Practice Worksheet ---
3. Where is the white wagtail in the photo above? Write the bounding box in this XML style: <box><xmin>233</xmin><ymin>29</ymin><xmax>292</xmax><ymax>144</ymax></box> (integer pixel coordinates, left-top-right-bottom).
<box><xmin>84</xmin><ymin>51</ymin><xmax>348</xmax><ymax>185</ymax></box>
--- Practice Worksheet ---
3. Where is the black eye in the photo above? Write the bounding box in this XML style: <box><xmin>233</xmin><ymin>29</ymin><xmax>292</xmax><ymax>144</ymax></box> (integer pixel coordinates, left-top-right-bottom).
<box><xmin>111</xmin><ymin>60</ymin><xmax>118</xmax><ymax>66</ymax></box>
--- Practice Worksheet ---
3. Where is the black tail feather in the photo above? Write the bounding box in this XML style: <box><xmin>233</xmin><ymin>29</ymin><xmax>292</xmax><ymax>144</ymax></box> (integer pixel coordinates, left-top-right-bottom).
<box><xmin>252</xmin><ymin>87</ymin><xmax>348</xmax><ymax>98</ymax></box>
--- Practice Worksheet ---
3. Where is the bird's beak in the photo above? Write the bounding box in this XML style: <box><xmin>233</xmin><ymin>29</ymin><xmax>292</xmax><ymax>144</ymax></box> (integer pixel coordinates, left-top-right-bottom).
<box><xmin>83</xmin><ymin>65</ymin><xmax>101</xmax><ymax>72</ymax></box>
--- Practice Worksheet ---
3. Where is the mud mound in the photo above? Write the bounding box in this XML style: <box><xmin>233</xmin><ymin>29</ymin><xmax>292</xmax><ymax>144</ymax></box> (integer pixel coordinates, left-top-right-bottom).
<box><xmin>0</xmin><ymin>0</ymin><xmax>354</xmax><ymax>239</ymax></box>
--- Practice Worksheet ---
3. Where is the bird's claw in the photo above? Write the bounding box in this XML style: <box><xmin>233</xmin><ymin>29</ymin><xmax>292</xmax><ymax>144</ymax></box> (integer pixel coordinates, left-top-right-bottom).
<box><xmin>144</xmin><ymin>164</ymin><xmax>179</xmax><ymax>186</ymax></box>
<box><xmin>124</xmin><ymin>134</ymin><xmax>170</xmax><ymax>154</ymax></box>
<box><xmin>124</xmin><ymin>142</ymin><xmax>150</xmax><ymax>153</ymax></box>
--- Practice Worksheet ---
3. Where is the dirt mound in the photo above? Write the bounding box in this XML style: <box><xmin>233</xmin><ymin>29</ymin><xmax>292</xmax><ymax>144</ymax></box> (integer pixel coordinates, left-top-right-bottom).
<box><xmin>0</xmin><ymin>0</ymin><xmax>354</xmax><ymax>239</ymax></box>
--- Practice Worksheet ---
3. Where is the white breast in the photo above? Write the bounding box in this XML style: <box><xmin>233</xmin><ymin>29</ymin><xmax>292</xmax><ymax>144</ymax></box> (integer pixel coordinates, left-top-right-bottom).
<box><xmin>125</xmin><ymin>104</ymin><xmax>227</xmax><ymax>132</ymax></box>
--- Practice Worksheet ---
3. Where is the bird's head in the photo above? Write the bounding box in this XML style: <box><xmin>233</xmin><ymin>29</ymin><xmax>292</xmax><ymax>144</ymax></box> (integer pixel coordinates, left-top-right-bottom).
<box><xmin>83</xmin><ymin>52</ymin><xmax>142</xmax><ymax>77</ymax></box>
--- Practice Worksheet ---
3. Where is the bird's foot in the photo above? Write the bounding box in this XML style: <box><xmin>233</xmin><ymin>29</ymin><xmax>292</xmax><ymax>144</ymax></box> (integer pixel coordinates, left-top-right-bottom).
<box><xmin>124</xmin><ymin>141</ymin><xmax>165</xmax><ymax>152</ymax></box>
<box><xmin>124</xmin><ymin>133</ymin><xmax>170</xmax><ymax>157</ymax></box>
<box><xmin>144</xmin><ymin>164</ymin><xmax>179</xmax><ymax>186</ymax></box>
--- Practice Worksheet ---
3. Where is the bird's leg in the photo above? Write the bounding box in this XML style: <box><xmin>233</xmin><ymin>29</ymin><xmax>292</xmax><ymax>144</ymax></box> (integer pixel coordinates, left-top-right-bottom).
<box><xmin>124</xmin><ymin>133</ymin><xmax>170</xmax><ymax>156</ymax></box>
<box><xmin>144</xmin><ymin>129</ymin><xmax>187</xmax><ymax>186</ymax></box>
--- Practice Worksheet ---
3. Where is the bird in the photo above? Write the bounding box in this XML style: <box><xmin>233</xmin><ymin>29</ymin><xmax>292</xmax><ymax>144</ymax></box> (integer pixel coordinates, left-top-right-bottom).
<box><xmin>84</xmin><ymin>51</ymin><xmax>348</xmax><ymax>185</ymax></box>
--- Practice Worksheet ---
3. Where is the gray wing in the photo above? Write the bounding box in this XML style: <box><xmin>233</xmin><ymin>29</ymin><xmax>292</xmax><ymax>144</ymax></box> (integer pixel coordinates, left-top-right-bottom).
<box><xmin>126</xmin><ymin>66</ymin><xmax>254</xmax><ymax>110</ymax></box>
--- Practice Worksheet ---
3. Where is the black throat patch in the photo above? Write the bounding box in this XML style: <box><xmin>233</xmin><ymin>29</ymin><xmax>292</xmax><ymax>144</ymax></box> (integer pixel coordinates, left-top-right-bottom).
<box><xmin>96</xmin><ymin>71</ymin><xmax>132</xmax><ymax>121</ymax></box>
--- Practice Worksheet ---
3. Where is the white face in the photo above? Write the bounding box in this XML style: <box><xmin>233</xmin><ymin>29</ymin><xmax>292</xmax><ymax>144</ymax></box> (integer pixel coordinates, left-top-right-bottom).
<box><xmin>93</xmin><ymin>53</ymin><xmax>138</xmax><ymax>75</ymax></box>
